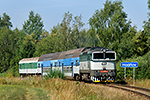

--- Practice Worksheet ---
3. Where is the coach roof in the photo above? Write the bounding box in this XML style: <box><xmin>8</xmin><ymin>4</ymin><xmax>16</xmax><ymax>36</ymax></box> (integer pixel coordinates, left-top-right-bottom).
<box><xmin>19</xmin><ymin>57</ymin><xmax>39</xmax><ymax>64</ymax></box>
<box><xmin>38</xmin><ymin>48</ymin><xmax>85</xmax><ymax>61</ymax></box>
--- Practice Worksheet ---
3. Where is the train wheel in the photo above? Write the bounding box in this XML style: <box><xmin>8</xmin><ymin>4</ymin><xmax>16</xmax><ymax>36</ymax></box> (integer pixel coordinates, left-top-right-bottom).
<box><xmin>75</xmin><ymin>75</ymin><xmax>80</xmax><ymax>81</ymax></box>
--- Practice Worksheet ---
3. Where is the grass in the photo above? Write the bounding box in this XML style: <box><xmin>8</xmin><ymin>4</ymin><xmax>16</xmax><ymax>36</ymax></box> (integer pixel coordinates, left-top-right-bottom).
<box><xmin>126</xmin><ymin>77</ymin><xmax>150</xmax><ymax>89</ymax></box>
<box><xmin>0</xmin><ymin>84</ymin><xmax>50</xmax><ymax>100</ymax></box>
<box><xmin>0</xmin><ymin>76</ymin><xmax>149</xmax><ymax>100</ymax></box>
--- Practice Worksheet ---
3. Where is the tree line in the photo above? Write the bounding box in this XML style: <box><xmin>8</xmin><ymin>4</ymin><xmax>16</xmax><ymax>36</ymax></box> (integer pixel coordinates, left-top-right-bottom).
<box><xmin>0</xmin><ymin>0</ymin><xmax>149</xmax><ymax>79</ymax></box>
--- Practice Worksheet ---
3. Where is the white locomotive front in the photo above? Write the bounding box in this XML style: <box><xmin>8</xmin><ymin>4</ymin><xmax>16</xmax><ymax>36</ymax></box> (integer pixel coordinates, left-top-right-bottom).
<box><xmin>79</xmin><ymin>47</ymin><xmax>116</xmax><ymax>82</ymax></box>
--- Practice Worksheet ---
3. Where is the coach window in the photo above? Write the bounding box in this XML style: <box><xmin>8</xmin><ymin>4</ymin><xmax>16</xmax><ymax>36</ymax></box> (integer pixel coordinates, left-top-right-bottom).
<box><xmin>33</xmin><ymin>63</ymin><xmax>34</xmax><ymax>69</ymax></box>
<box><xmin>38</xmin><ymin>63</ymin><xmax>40</xmax><ymax>68</ymax></box>
<box><xmin>59</xmin><ymin>62</ymin><xmax>60</xmax><ymax>67</ymax></box>
<box><xmin>19</xmin><ymin>64</ymin><xmax>21</xmax><ymax>69</ymax></box>
<box><xmin>25</xmin><ymin>64</ymin><xmax>27</xmax><ymax>69</ymax></box>
<box><xmin>55</xmin><ymin>62</ymin><xmax>57</xmax><ymax>67</ymax></box>
<box><xmin>76</xmin><ymin>60</ymin><xmax>78</xmax><ymax>66</ymax></box>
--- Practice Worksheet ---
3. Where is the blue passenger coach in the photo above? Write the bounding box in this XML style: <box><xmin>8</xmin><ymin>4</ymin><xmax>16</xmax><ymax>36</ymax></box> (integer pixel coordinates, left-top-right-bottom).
<box><xmin>37</xmin><ymin>48</ymin><xmax>84</xmax><ymax>77</ymax></box>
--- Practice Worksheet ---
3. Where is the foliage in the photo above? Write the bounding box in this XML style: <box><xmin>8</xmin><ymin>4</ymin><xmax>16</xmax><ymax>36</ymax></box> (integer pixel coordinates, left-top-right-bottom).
<box><xmin>0</xmin><ymin>28</ymin><xmax>21</xmax><ymax>73</ymax></box>
<box><xmin>23</xmin><ymin>10</ymin><xmax>44</xmax><ymax>40</ymax></box>
<box><xmin>21</xmin><ymin>11</ymin><xmax>44</xmax><ymax>59</ymax></box>
<box><xmin>143</xmin><ymin>0</ymin><xmax>150</xmax><ymax>46</ymax></box>
<box><xmin>44</xmin><ymin>68</ymin><xmax>65</xmax><ymax>79</ymax></box>
<box><xmin>116</xmin><ymin>51</ymin><xmax>150</xmax><ymax>79</ymax></box>
<box><xmin>89</xmin><ymin>0</ymin><xmax>131</xmax><ymax>48</ymax></box>
<box><xmin>0</xmin><ymin>13</ymin><xmax>12</xmax><ymax>28</ymax></box>
<box><xmin>34</xmin><ymin>12</ymin><xmax>86</xmax><ymax>55</ymax></box>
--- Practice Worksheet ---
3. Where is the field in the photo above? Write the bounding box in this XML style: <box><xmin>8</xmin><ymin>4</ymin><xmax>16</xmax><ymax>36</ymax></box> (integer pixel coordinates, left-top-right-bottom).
<box><xmin>126</xmin><ymin>77</ymin><xmax>150</xmax><ymax>89</ymax></box>
<box><xmin>0</xmin><ymin>85</ymin><xmax>50</xmax><ymax>99</ymax></box>
<box><xmin>0</xmin><ymin>77</ymin><xmax>149</xmax><ymax>100</ymax></box>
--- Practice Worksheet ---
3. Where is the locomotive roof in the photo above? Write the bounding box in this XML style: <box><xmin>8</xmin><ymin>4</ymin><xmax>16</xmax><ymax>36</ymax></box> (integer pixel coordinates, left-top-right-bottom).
<box><xmin>81</xmin><ymin>47</ymin><xmax>115</xmax><ymax>54</ymax></box>
<box><xmin>90</xmin><ymin>47</ymin><xmax>113</xmax><ymax>52</ymax></box>
<box><xmin>38</xmin><ymin>48</ymin><xmax>85</xmax><ymax>61</ymax></box>
<box><xmin>19</xmin><ymin>57</ymin><xmax>39</xmax><ymax>64</ymax></box>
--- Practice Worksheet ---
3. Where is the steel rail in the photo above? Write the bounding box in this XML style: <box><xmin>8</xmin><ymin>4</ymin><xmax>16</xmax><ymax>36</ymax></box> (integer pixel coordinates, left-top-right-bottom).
<box><xmin>106</xmin><ymin>84</ymin><xmax>150</xmax><ymax>99</ymax></box>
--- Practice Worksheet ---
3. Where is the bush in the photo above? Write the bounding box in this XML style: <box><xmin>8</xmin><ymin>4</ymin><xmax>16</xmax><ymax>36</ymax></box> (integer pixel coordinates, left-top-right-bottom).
<box><xmin>116</xmin><ymin>51</ymin><xmax>150</xmax><ymax>79</ymax></box>
<box><xmin>44</xmin><ymin>68</ymin><xmax>65</xmax><ymax>79</ymax></box>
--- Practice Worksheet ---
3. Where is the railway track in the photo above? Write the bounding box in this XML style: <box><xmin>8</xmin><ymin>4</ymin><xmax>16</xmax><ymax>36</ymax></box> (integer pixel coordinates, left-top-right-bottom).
<box><xmin>66</xmin><ymin>78</ymin><xmax>150</xmax><ymax>99</ymax></box>
<box><xmin>106</xmin><ymin>84</ymin><xmax>150</xmax><ymax>99</ymax></box>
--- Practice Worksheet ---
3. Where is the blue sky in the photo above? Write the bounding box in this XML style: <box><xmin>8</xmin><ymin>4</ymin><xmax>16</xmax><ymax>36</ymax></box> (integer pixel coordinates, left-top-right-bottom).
<box><xmin>0</xmin><ymin>0</ymin><xmax>149</xmax><ymax>32</ymax></box>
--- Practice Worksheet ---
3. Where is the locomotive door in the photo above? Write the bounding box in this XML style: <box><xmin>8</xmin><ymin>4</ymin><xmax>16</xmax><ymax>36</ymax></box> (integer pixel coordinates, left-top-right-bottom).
<box><xmin>87</xmin><ymin>56</ymin><xmax>90</xmax><ymax>70</ymax></box>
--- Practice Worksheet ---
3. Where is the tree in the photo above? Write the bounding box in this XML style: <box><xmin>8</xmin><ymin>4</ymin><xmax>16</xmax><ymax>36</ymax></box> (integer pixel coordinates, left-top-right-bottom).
<box><xmin>34</xmin><ymin>12</ymin><xmax>86</xmax><ymax>55</ymax></box>
<box><xmin>85</xmin><ymin>28</ymin><xmax>99</xmax><ymax>47</ymax></box>
<box><xmin>132</xmin><ymin>31</ymin><xmax>149</xmax><ymax>56</ymax></box>
<box><xmin>0</xmin><ymin>28</ymin><xmax>20</xmax><ymax>72</ymax></box>
<box><xmin>71</xmin><ymin>15</ymin><xmax>85</xmax><ymax>48</ymax></box>
<box><xmin>0</xmin><ymin>13</ymin><xmax>12</xmax><ymax>28</ymax></box>
<box><xmin>20</xmin><ymin>33</ymin><xmax>36</xmax><ymax>58</ymax></box>
<box><xmin>115</xmin><ymin>27</ymin><xmax>136</xmax><ymax>60</ymax></box>
<box><xmin>143</xmin><ymin>0</ymin><xmax>150</xmax><ymax>46</ymax></box>
<box><xmin>21</xmin><ymin>11</ymin><xmax>44</xmax><ymax>58</ymax></box>
<box><xmin>23</xmin><ymin>10</ymin><xmax>44</xmax><ymax>40</ymax></box>
<box><xmin>89</xmin><ymin>0</ymin><xmax>131</xmax><ymax>48</ymax></box>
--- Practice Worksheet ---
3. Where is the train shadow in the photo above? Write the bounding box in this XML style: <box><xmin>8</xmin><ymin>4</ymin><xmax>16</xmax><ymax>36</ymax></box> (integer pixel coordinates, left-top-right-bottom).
<box><xmin>114</xmin><ymin>81</ymin><xmax>128</xmax><ymax>85</ymax></box>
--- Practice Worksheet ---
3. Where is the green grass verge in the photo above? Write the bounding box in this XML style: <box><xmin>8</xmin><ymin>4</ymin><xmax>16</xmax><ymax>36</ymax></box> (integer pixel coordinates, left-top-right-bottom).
<box><xmin>0</xmin><ymin>85</ymin><xmax>50</xmax><ymax>100</ymax></box>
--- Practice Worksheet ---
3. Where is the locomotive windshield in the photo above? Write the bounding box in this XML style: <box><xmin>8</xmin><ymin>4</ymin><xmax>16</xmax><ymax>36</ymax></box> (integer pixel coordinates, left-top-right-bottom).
<box><xmin>93</xmin><ymin>53</ymin><xmax>103</xmax><ymax>59</ymax></box>
<box><xmin>105</xmin><ymin>53</ymin><xmax>115</xmax><ymax>59</ymax></box>
<box><xmin>93</xmin><ymin>52</ymin><xmax>115</xmax><ymax>60</ymax></box>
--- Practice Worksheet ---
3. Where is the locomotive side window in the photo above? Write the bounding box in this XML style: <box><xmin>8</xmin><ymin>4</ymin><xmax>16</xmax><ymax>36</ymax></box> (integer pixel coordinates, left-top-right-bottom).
<box><xmin>93</xmin><ymin>53</ymin><xmax>103</xmax><ymax>59</ymax></box>
<box><xmin>105</xmin><ymin>53</ymin><xmax>115</xmax><ymax>59</ymax></box>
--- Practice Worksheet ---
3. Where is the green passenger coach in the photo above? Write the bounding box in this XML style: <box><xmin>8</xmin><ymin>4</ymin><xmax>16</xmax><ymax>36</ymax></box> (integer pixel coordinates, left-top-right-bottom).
<box><xmin>19</xmin><ymin>57</ymin><xmax>41</xmax><ymax>76</ymax></box>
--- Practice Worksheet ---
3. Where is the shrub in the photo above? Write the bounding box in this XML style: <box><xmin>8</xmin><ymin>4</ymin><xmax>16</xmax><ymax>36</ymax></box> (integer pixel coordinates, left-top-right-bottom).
<box><xmin>44</xmin><ymin>68</ymin><xmax>65</xmax><ymax>79</ymax></box>
<box><xmin>116</xmin><ymin>51</ymin><xmax>150</xmax><ymax>79</ymax></box>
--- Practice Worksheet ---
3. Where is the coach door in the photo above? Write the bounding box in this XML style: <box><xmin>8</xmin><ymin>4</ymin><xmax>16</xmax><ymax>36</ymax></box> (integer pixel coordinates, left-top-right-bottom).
<box><xmin>63</xmin><ymin>62</ymin><xmax>73</xmax><ymax>77</ymax></box>
<box><xmin>41</xmin><ymin>64</ymin><xmax>43</xmax><ymax>76</ymax></box>
<box><xmin>62</xmin><ymin>63</ymin><xmax>64</xmax><ymax>73</ymax></box>
<box><xmin>71</xmin><ymin>62</ymin><xmax>74</xmax><ymax>77</ymax></box>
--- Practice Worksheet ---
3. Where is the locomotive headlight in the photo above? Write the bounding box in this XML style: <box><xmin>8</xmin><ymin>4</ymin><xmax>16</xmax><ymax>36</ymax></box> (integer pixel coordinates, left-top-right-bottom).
<box><xmin>103</xmin><ymin>49</ymin><xmax>106</xmax><ymax>52</ymax></box>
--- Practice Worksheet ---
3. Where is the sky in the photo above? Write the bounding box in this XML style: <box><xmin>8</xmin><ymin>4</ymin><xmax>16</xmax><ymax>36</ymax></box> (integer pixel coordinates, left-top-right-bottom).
<box><xmin>0</xmin><ymin>0</ymin><xmax>149</xmax><ymax>32</ymax></box>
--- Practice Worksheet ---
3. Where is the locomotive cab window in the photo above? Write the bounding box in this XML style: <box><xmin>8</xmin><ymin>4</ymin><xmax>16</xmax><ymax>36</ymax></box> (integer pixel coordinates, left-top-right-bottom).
<box><xmin>105</xmin><ymin>53</ymin><xmax>115</xmax><ymax>59</ymax></box>
<box><xmin>93</xmin><ymin>53</ymin><xmax>103</xmax><ymax>59</ymax></box>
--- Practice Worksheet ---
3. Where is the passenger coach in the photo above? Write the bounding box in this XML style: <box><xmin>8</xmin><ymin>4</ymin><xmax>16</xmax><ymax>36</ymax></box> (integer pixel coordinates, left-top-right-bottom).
<box><xmin>19</xmin><ymin>57</ymin><xmax>41</xmax><ymax>77</ymax></box>
<box><xmin>38</xmin><ymin>48</ymin><xmax>84</xmax><ymax>76</ymax></box>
